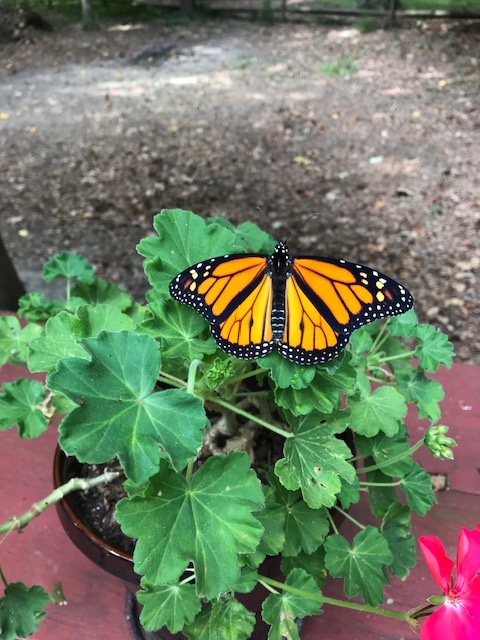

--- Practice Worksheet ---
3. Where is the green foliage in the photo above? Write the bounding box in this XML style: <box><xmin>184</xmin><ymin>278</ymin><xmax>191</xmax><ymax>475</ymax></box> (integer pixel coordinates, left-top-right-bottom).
<box><xmin>0</xmin><ymin>379</ymin><xmax>47</xmax><ymax>438</ymax></box>
<box><xmin>0</xmin><ymin>208</ymin><xmax>455</xmax><ymax>637</ymax></box>
<box><xmin>0</xmin><ymin>583</ymin><xmax>49</xmax><ymax>640</ymax></box>
<box><xmin>319</xmin><ymin>56</ymin><xmax>357</xmax><ymax>77</ymax></box>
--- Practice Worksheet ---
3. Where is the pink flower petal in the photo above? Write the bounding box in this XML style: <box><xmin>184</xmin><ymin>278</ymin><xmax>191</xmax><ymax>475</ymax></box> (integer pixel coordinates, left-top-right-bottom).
<box><xmin>419</xmin><ymin>536</ymin><xmax>455</xmax><ymax>593</ymax></box>
<box><xmin>456</xmin><ymin>528</ymin><xmax>480</xmax><ymax>592</ymax></box>
<box><xmin>420</xmin><ymin>595</ymin><xmax>480</xmax><ymax>640</ymax></box>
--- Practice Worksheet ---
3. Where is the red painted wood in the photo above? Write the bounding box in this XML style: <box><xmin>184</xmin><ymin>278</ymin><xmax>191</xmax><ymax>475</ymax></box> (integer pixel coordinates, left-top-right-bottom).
<box><xmin>0</xmin><ymin>362</ymin><xmax>478</xmax><ymax>639</ymax></box>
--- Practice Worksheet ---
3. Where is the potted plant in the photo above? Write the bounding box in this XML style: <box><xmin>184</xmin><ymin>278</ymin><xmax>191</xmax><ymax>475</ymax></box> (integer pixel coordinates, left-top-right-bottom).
<box><xmin>0</xmin><ymin>208</ymin><xmax>463</xmax><ymax>639</ymax></box>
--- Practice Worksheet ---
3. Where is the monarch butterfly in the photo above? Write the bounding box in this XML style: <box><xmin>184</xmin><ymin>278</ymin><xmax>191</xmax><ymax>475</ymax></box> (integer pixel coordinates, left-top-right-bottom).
<box><xmin>169</xmin><ymin>241</ymin><xmax>413</xmax><ymax>365</ymax></box>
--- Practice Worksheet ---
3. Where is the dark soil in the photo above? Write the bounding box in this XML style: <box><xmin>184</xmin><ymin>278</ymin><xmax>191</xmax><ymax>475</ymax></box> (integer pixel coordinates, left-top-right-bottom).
<box><xmin>0</xmin><ymin>17</ymin><xmax>479</xmax><ymax>361</ymax></box>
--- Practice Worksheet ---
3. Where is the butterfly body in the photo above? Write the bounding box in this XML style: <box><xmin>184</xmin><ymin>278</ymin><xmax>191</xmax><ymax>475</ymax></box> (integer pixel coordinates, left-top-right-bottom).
<box><xmin>169</xmin><ymin>241</ymin><xmax>413</xmax><ymax>365</ymax></box>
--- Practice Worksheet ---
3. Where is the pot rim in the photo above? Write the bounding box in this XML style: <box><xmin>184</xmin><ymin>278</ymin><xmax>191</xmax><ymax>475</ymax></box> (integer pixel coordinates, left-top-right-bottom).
<box><xmin>53</xmin><ymin>445</ymin><xmax>134</xmax><ymax>562</ymax></box>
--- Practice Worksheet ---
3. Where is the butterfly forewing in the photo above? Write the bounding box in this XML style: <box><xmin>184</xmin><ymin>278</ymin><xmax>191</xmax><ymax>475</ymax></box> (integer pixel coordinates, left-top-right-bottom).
<box><xmin>169</xmin><ymin>254</ymin><xmax>276</xmax><ymax>359</ymax></box>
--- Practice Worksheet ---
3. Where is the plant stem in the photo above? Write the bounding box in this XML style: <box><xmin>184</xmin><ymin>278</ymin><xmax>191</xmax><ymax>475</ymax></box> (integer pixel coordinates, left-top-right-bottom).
<box><xmin>326</xmin><ymin>510</ymin><xmax>339</xmax><ymax>535</ymax></box>
<box><xmin>356</xmin><ymin>439</ymin><xmax>424</xmax><ymax>474</ymax></box>
<box><xmin>368</xmin><ymin>322</ymin><xmax>390</xmax><ymax>357</ymax></box>
<box><xmin>258</xmin><ymin>576</ymin><xmax>410</xmax><ymax>622</ymax></box>
<box><xmin>0</xmin><ymin>566</ymin><xmax>8</xmax><ymax>588</ymax></box>
<box><xmin>334</xmin><ymin>506</ymin><xmax>366</xmax><ymax>530</ymax></box>
<box><xmin>374</xmin><ymin>350</ymin><xmax>416</xmax><ymax>364</ymax></box>
<box><xmin>158</xmin><ymin>371</ymin><xmax>187</xmax><ymax>388</ymax></box>
<box><xmin>0</xmin><ymin>469</ymin><xmax>122</xmax><ymax>536</ymax></box>
<box><xmin>359</xmin><ymin>480</ymin><xmax>402</xmax><ymax>487</ymax></box>
<box><xmin>227</xmin><ymin>368</ymin><xmax>264</xmax><ymax>385</ymax></box>
<box><xmin>187</xmin><ymin>359</ymin><xmax>202</xmax><ymax>395</ymax></box>
<box><xmin>185</xmin><ymin>457</ymin><xmax>195</xmax><ymax>484</ymax></box>
<box><xmin>212</xmin><ymin>397</ymin><xmax>292</xmax><ymax>439</ymax></box>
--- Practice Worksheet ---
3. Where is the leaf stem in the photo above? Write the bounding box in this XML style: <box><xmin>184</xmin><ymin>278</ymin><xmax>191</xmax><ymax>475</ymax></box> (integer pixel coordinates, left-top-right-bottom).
<box><xmin>326</xmin><ymin>510</ymin><xmax>339</xmax><ymax>535</ymax></box>
<box><xmin>0</xmin><ymin>469</ymin><xmax>122</xmax><ymax>536</ymax></box>
<box><xmin>185</xmin><ymin>457</ymin><xmax>195</xmax><ymax>484</ymax></box>
<box><xmin>258</xmin><ymin>575</ymin><xmax>410</xmax><ymax>622</ymax></box>
<box><xmin>334</xmin><ymin>506</ymin><xmax>366</xmax><ymax>530</ymax></box>
<box><xmin>374</xmin><ymin>350</ymin><xmax>416</xmax><ymax>365</ymax></box>
<box><xmin>356</xmin><ymin>439</ymin><xmax>424</xmax><ymax>474</ymax></box>
<box><xmin>158</xmin><ymin>371</ymin><xmax>187</xmax><ymax>388</ymax></box>
<box><xmin>187</xmin><ymin>360</ymin><xmax>202</xmax><ymax>395</ymax></box>
<box><xmin>0</xmin><ymin>566</ymin><xmax>8</xmax><ymax>588</ymax></box>
<box><xmin>368</xmin><ymin>322</ymin><xmax>390</xmax><ymax>357</ymax></box>
<box><xmin>211</xmin><ymin>397</ymin><xmax>292</xmax><ymax>439</ymax></box>
<box><xmin>359</xmin><ymin>480</ymin><xmax>402</xmax><ymax>487</ymax></box>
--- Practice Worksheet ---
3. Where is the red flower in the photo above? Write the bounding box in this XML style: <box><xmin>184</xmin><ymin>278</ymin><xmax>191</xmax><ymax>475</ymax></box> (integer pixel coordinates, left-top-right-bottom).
<box><xmin>418</xmin><ymin>524</ymin><xmax>480</xmax><ymax>639</ymax></box>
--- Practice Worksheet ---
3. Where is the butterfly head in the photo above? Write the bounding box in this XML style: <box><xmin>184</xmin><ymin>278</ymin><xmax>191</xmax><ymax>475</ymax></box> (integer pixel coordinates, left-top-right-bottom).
<box><xmin>270</xmin><ymin>241</ymin><xmax>291</xmax><ymax>277</ymax></box>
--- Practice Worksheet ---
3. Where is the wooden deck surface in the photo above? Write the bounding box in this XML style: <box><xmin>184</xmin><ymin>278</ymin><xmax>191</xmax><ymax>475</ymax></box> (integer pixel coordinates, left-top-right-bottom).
<box><xmin>0</xmin><ymin>362</ymin><xmax>478</xmax><ymax>640</ymax></box>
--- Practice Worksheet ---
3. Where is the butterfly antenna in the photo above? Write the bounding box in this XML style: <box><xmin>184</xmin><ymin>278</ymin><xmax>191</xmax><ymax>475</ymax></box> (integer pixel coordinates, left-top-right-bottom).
<box><xmin>256</xmin><ymin>206</ymin><xmax>279</xmax><ymax>241</ymax></box>
<box><xmin>284</xmin><ymin>212</ymin><xmax>321</xmax><ymax>244</ymax></box>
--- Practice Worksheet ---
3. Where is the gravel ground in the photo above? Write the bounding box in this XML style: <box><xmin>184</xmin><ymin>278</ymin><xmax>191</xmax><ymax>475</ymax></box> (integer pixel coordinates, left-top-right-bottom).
<box><xmin>0</xmin><ymin>18</ymin><xmax>479</xmax><ymax>361</ymax></box>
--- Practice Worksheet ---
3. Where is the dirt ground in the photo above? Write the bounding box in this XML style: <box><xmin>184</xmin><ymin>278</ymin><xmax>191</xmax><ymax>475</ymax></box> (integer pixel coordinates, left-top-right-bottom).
<box><xmin>0</xmin><ymin>17</ymin><xmax>479</xmax><ymax>361</ymax></box>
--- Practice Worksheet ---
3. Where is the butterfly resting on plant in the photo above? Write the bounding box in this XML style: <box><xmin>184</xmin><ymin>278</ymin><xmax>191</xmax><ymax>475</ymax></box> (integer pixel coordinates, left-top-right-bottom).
<box><xmin>169</xmin><ymin>240</ymin><xmax>413</xmax><ymax>365</ymax></box>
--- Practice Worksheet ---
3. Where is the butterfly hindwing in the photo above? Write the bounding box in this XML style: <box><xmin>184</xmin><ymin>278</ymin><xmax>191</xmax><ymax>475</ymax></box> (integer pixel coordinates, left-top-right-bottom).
<box><xmin>169</xmin><ymin>254</ymin><xmax>276</xmax><ymax>359</ymax></box>
<box><xmin>278</xmin><ymin>256</ymin><xmax>414</xmax><ymax>365</ymax></box>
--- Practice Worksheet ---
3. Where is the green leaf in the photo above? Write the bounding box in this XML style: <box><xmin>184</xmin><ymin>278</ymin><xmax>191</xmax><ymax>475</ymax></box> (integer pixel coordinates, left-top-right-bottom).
<box><xmin>415</xmin><ymin>324</ymin><xmax>454</xmax><ymax>372</ymax></box>
<box><xmin>233</xmin><ymin>566</ymin><xmax>260</xmax><ymax>594</ymax></box>
<box><xmin>234</xmin><ymin>221</ymin><xmax>276</xmax><ymax>253</ymax></box>
<box><xmin>388</xmin><ymin>309</ymin><xmax>418</xmax><ymax>338</ymax></box>
<box><xmin>137</xmin><ymin>581</ymin><xmax>201</xmax><ymax>634</ymax></box>
<box><xmin>281</xmin><ymin>549</ymin><xmax>327</xmax><ymax>589</ymax></box>
<box><xmin>137</xmin><ymin>209</ymin><xmax>243</xmax><ymax>298</ymax></box>
<box><xmin>396</xmin><ymin>369</ymin><xmax>444</xmax><ymax>423</ymax></box>
<box><xmin>381</xmin><ymin>503</ymin><xmax>416</xmax><ymax>580</ymax></box>
<box><xmin>274</xmin><ymin>356</ymin><xmax>356</xmax><ymax>416</ymax></box>
<box><xmin>254</xmin><ymin>487</ymin><xmax>286</xmax><ymax>557</ymax></box>
<box><xmin>48</xmin><ymin>331</ymin><xmax>206</xmax><ymax>483</ymax></box>
<box><xmin>257</xmin><ymin>352</ymin><xmax>315</xmax><ymax>390</ymax></box>
<box><xmin>116</xmin><ymin>452</ymin><xmax>264</xmax><ymax>599</ymax></box>
<box><xmin>324</xmin><ymin>527</ymin><xmax>393</xmax><ymax>605</ymax></box>
<box><xmin>345</xmin><ymin>386</ymin><xmax>407</xmax><ymax>437</ymax></box>
<box><xmin>72</xmin><ymin>278</ymin><xmax>132</xmax><ymax>310</ymax></box>
<box><xmin>356</xmin><ymin>424</ymin><xmax>413</xmax><ymax>477</ymax></box>
<box><xmin>0</xmin><ymin>379</ymin><xmax>47</xmax><ymax>438</ymax></box>
<box><xmin>43</xmin><ymin>252</ymin><xmax>95</xmax><ymax>283</ymax></box>
<box><xmin>138</xmin><ymin>299</ymin><xmax>217</xmax><ymax>361</ymax></box>
<box><xmin>274</xmin><ymin>412</ymin><xmax>356</xmax><ymax>509</ymax></box>
<box><xmin>0</xmin><ymin>582</ymin><xmax>49</xmax><ymax>640</ymax></box>
<box><xmin>337</xmin><ymin>474</ymin><xmax>360</xmax><ymax>510</ymax></box>
<box><xmin>28</xmin><ymin>305</ymin><xmax>134</xmax><ymax>373</ymax></box>
<box><xmin>17</xmin><ymin>293</ymin><xmax>65</xmax><ymax>322</ymax></box>
<box><xmin>209</xmin><ymin>597</ymin><xmax>256</xmax><ymax>640</ymax></box>
<box><xmin>365</xmin><ymin>467</ymin><xmax>398</xmax><ymax>519</ymax></box>
<box><xmin>183</xmin><ymin>608</ymin><xmax>211</xmax><ymax>640</ymax></box>
<box><xmin>269</xmin><ymin>473</ymin><xmax>330</xmax><ymax>557</ymax></box>
<box><xmin>0</xmin><ymin>316</ymin><xmax>42</xmax><ymax>366</ymax></box>
<box><xmin>399</xmin><ymin>461</ymin><xmax>436</xmax><ymax>516</ymax></box>
<box><xmin>262</xmin><ymin>569</ymin><xmax>322</xmax><ymax>640</ymax></box>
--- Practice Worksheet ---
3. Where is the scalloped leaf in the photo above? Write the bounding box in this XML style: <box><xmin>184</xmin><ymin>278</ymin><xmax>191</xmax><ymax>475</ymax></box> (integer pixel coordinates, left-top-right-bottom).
<box><xmin>324</xmin><ymin>527</ymin><xmax>393</xmax><ymax>605</ymax></box>
<box><xmin>43</xmin><ymin>252</ymin><xmax>94</xmax><ymax>283</ymax></box>
<box><xmin>0</xmin><ymin>582</ymin><xmax>49</xmax><ymax>640</ymax></box>
<box><xmin>0</xmin><ymin>379</ymin><xmax>47</xmax><ymax>438</ymax></box>
<box><xmin>116</xmin><ymin>452</ymin><xmax>264</xmax><ymax>599</ymax></box>
<box><xmin>28</xmin><ymin>305</ymin><xmax>134</xmax><ymax>373</ymax></box>
<box><xmin>48</xmin><ymin>331</ymin><xmax>206</xmax><ymax>483</ymax></box>
<box><xmin>137</xmin><ymin>209</ymin><xmax>243</xmax><ymax>298</ymax></box>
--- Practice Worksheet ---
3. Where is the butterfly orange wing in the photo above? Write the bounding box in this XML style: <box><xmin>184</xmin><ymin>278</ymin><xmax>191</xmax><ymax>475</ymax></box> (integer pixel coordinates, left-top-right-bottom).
<box><xmin>278</xmin><ymin>257</ymin><xmax>413</xmax><ymax>365</ymax></box>
<box><xmin>169</xmin><ymin>254</ymin><xmax>275</xmax><ymax>359</ymax></box>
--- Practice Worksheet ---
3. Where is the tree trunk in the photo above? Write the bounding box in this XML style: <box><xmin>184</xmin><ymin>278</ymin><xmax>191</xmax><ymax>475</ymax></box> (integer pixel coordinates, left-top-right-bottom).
<box><xmin>80</xmin><ymin>0</ymin><xmax>94</xmax><ymax>25</ymax></box>
<box><xmin>0</xmin><ymin>236</ymin><xmax>25</xmax><ymax>311</ymax></box>
<box><xmin>385</xmin><ymin>0</ymin><xmax>400</xmax><ymax>27</ymax></box>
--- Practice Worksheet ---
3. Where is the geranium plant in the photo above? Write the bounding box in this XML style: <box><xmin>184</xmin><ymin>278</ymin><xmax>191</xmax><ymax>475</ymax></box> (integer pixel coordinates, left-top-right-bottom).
<box><xmin>0</xmin><ymin>208</ymin><xmax>463</xmax><ymax>639</ymax></box>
